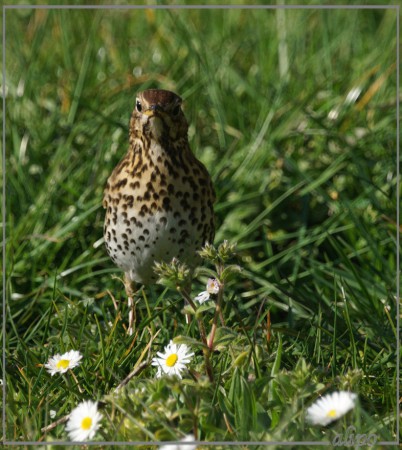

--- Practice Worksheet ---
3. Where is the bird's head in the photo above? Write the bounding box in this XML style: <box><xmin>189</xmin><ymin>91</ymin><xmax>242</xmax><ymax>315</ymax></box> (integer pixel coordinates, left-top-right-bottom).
<box><xmin>130</xmin><ymin>89</ymin><xmax>189</xmax><ymax>143</ymax></box>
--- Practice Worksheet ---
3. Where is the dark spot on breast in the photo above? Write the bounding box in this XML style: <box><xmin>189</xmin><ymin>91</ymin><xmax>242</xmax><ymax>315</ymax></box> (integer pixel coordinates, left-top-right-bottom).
<box><xmin>115</xmin><ymin>178</ymin><xmax>127</xmax><ymax>189</ymax></box>
<box><xmin>130</xmin><ymin>181</ymin><xmax>140</xmax><ymax>189</ymax></box>
<box><xmin>125</xmin><ymin>195</ymin><xmax>134</xmax><ymax>207</ymax></box>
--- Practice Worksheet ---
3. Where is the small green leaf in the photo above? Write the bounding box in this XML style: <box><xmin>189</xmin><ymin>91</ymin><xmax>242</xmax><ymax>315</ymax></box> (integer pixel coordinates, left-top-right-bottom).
<box><xmin>211</xmin><ymin>327</ymin><xmax>239</xmax><ymax>351</ymax></box>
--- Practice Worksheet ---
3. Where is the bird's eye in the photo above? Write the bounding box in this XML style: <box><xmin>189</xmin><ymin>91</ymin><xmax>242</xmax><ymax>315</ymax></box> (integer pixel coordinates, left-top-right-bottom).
<box><xmin>172</xmin><ymin>104</ymin><xmax>181</xmax><ymax>116</ymax></box>
<box><xmin>136</xmin><ymin>100</ymin><xmax>142</xmax><ymax>112</ymax></box>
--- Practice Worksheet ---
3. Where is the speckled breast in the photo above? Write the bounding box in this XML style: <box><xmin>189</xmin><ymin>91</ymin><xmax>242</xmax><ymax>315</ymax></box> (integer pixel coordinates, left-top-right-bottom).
<box><xmin>103</xmin><ymin>140</ymin><xmax>215</xmax><ymax>285</ymax></box>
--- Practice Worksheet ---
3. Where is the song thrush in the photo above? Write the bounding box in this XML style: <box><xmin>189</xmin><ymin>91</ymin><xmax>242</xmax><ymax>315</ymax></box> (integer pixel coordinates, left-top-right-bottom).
<box><xmin>103</xmin><ymin>89</ymin><xmax>215</xmax><ymax>333</ymax></box>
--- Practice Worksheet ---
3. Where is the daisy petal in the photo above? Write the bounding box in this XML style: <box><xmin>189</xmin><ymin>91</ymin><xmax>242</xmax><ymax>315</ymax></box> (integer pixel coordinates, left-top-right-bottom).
<box><xmin>194</xmin><ymin>291</ymin><xmax>210</xmax><ymax>304</ymax></box>
<box><xmin>306</xmin><ymin>391</ymin><xmax>357</xmax><ymax>426</ymax></box>
<box><xmin>160</xmin><ymin>434</ymin><xmax>197</xmax><ymax>450</ymax></box>
<box><xmin>206</xmin><ymin>278</ymin><xmax>220</xmax><ymax>295</ymax></box>
<box><xmin>65</xmin><ymin>400</ymin><xmax>102</xmax><ymax>441</ymax></box>
<box><xmin>44</xmin><ymin>350</ymin><xmax>83</xmax><ymax>376</ymax></box>
<box><xmin>152</xmin><ymin>340</ymin><xmax>194</xmax><ymax>379</ymax></box>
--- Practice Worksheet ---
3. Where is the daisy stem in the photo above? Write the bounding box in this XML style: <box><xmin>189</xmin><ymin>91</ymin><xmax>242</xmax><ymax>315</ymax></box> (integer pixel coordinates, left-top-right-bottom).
<box><xmin>208</xmin><ymin>281</ymin><xmax>225</xmax><ymax>350</ymax></box>
<box><xmin>69</xmin><ymin>369</ymin><xmax>84</xmax><ymax>393</ymax></box>
<box><xmin>178</xmin><ymin>286</ymin><xmax>198</xmax><ymax>312</ymax></box>
<box><xmin>215</xmin><ymin>263</ymin><xmax>226</xmax><ymax>325</ymax></box>
<box><xmin>180</xmin><ymin>288</ymin><xmax>208</xmax><ymax>344</ymax></box>
<box><xmin>179</xmin><ymin>287</ymin><xmax>214</xmax><ymax>382</ymax></box>
<box><xmin>203</xmin><ymin>348</ymin><xmax>214</xmax><ymax>382</ymax></box>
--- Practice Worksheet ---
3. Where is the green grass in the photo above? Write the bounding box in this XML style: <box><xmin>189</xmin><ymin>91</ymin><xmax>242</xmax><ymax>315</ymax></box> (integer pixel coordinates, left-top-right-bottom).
<box><xmin>2</xmin><ymin>3</ymin><xmax>399</xmax><ymax>448</ymax></box>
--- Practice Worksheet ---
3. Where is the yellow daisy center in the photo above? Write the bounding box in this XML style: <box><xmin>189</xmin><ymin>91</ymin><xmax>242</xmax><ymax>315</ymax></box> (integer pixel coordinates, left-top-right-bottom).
<box><xmin>166</xmin><ymin>353</ymin><xmax>178</xmax><ymax>367</ymax></box>
<box><xmin>56</xmin><ymin>359</ymin><xmax>70</xmax><ymax>369</ymax></box>
<box><xmin>81</xmin><ymin>416</ymin><xmax>93</xmax><ymax>430</ymax></box>
<box><xmin>327</xmin><ymin>409</ymin><xmax>337</xmax><ymax>418</ymax></box>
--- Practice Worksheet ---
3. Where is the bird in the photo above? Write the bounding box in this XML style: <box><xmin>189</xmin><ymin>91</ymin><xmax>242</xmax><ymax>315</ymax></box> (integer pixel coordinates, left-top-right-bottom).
<box><xmin>103</xmin><ymin>89</ymin><xmax>215</xmax><ymax>334</ymax></box>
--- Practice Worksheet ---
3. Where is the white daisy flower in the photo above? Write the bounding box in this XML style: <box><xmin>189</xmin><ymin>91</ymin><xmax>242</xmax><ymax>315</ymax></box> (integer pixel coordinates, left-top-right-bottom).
<box><xmin>50</xmin><ymin>410</ymin><xmax>56</xmax><ymax>419</ymax></box>
<box><xmin>151</xmin><ymin>340</ymin><xmax>194</xmax><ymax>379</ymax></box>
<box><xmin>194</xmin><ymin>278</ymin><xmax>220</xmax><ymax>304</ymax></box>
<box><xmin>306</xmin><ymin>391</ymin><xmax>358</xmax><ymax>426</ymax></box>
<box><xmin>194</xmin><ymin>290</ymin><xmax>210</xmax><ymax>304</ymax></box>
<box><xmin>160</xmin><ymin>434</ymin><xmax>197</xmax><ymax>450</ymax></box>
<box><xmin>44</xmin><ymin>350</ymin><xmax>83</xmax><ymax>376</ymax></box>
<box><xmin>206</xmin><ymin>278</ymin><xmax>220</xmax><ymax>294</ymax></box>
<box><xmin>65</xmin><ymin>400</ymin><xmax>102</xmax><ymax>441</ymax></box>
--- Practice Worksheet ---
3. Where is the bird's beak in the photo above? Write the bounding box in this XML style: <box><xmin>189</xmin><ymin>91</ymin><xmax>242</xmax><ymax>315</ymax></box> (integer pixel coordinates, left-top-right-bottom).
<box><xmin>144</xmin><ymin>105</ymin><xmax>162</xmax><ymax>116</ymax></box>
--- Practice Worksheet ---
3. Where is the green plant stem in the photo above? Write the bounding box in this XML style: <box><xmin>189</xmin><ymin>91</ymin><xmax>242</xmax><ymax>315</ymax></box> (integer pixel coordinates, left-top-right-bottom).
<box><xmin>208</xmin><ymin>281</ymin><xmax>225</xmax><ymax>350</ymax></box>
<box><xmin>179</xmin><ymin>287</ymin><xmax>214</xmax><ymax>382</ymax></box>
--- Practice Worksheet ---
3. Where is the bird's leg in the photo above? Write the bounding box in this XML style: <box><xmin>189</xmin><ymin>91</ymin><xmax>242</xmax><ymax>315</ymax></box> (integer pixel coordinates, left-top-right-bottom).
<box><xmin>124</xmin><ymin>273</ymin><xmax>136</xmax><ymax>336</ymax></box>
